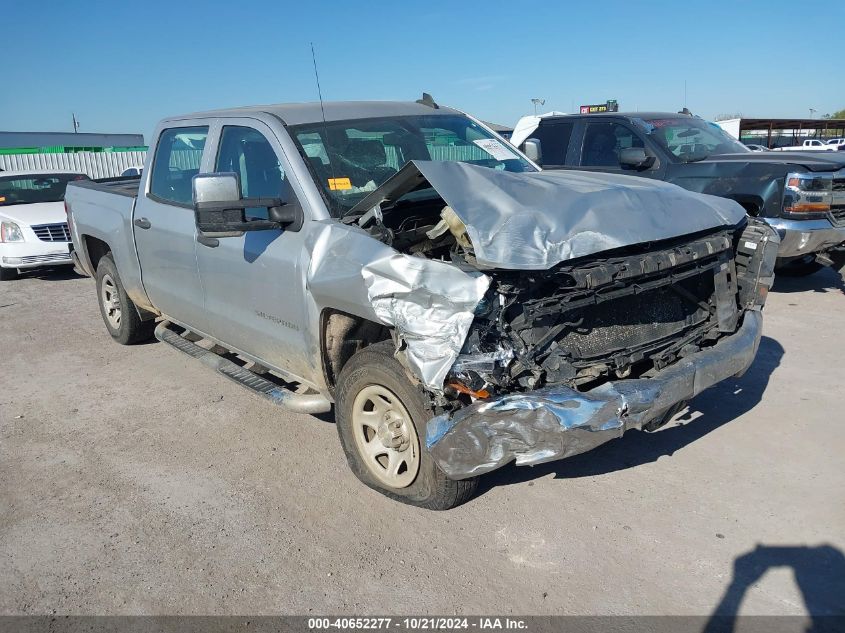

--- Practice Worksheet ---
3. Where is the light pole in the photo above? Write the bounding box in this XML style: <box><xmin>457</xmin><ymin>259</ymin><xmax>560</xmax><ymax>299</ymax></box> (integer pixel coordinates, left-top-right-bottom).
<box><xmin>531</xmin><ymin>98</ymin><xmax>545</xmax><ymax>115</ymax></box>
<box><xmin>809</xmin><ymin>108</ymin><xmax>817</xmax><ymax>119</ymax></box>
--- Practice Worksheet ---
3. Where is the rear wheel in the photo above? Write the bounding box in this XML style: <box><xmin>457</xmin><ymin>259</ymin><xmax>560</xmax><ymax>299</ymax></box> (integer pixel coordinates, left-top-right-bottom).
<box><xmin>96</xmin><ymin>255</ymin><xmax>154</xmax><ymax>345</ymax></box>
<box><xmin>0</xmin><ymin>267</ymin><xmax>18</xmax><ymax>281</ymax></box>
<box><xmin>335</xmin><ymin>341</ymin><xmax>478</xmax><ymax>510</ymax></box>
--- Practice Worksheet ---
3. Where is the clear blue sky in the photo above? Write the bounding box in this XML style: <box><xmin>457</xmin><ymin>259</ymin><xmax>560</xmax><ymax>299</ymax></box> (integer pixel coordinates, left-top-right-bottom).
<box><xmin>3</xmin><ymin>0</ymin><xmax>843</xmax><ymax>143</ymax></box>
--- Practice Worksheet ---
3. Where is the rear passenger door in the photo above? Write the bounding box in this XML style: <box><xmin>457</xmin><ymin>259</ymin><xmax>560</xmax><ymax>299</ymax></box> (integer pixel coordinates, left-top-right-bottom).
<box><xmin>528</xmin><ymin>120</ymin><xmax>575</xmax><ymax>168</ymax></box>
<box><xmin>133</xmin><ymin>124</ymin><xmax>210</xmax><ymax>331</ymax></box>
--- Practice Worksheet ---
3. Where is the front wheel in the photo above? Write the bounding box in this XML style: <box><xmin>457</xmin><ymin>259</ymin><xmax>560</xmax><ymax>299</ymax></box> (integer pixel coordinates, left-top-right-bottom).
<box><xmin>95</xmin><ymin>255</ymin><xmax>154</xmax><ymax>345</ymax></box>
<box><xmin>335</xmin><ymin>341</ymin><xmax>478</xmax><ymax>510</ymax></box>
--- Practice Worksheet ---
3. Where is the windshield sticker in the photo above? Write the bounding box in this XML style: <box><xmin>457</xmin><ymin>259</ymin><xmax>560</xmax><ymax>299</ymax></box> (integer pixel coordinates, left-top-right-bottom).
<box><xmin>472</xmin><ymin>139</ymin><xmax>518</xmax><ymax>162</ymax></box>
<box><xmin>644</xmin><ymin>118</ymin><xmax>685</xmax><ymax>129</ymax></box>
<box><xmin>328</xmin><ymin>177</ymin><xmax>352</xmax><ymax>191</ymax></box>
<box><xmin>632</xmin><ymin>118</ymin><xmax>656</xmax><ymax>133</ymax></box>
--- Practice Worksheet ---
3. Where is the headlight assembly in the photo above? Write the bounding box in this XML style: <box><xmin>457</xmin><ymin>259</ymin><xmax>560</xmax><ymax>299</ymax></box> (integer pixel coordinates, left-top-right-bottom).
<box><xmin>0</xmin><ymin>221</ymin><xmax>24</xmax><ymax>243</ymax></box>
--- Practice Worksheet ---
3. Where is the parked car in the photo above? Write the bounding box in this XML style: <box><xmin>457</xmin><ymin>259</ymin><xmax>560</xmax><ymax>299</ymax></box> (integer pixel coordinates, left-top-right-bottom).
<box><xmin>826</xmin><ymin>138</ymin><xmax>845</xmax><ymax>150</ymax></box>
<box><xmin>66</xmin><ymin>100</ymin><xmax>778</xmax><ymax>509</ymax></box>
<box><xmin>771</xmin><ymin>139</ymin><xmax>837</xmax><ymax>151</ymax></box>
<box><xmin>120</xmin><ymin>166</ymin><xmax>144</xmax><ymax>177</ymax></box>
<box><xmin>0</xmin><ymin>170</ymin><xmax>89</xmax><ymax>280</ymax></box>
<box><xmin>511</xmin><ymin>111</ymin><xmax>845</xmax><ymax>276</ymax></box>
<box><xmin>744</xmin><ymin>144</ymin><xmax>768</xmax><ymax>152</ymax></box>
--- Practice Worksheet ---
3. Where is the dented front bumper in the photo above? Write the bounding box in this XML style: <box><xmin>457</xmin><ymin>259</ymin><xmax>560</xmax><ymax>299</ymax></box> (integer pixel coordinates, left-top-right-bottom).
<box><xmin>426</xmin><ymin>310</ymin><xmax>763</xmax><ymax>480</ymax></box>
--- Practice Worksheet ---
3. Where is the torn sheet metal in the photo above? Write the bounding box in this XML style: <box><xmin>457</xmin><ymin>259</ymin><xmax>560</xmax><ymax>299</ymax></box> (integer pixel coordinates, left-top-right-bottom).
<box><xmin>362</xmin><ymin>255</ymin><xmax>489</xmax><ymax>390</ymax></box>
<box><xmin>350</xmin><ymin>160</ymin><xmax>747</xmax><ymax>270</ymax></box>
<box><xmin>306</xmin><ymin>222</ymin><xmax>488</xmax><ymax>391</ymax></box>
<box><xmin>426</xmin><ymin>311</ymin><xmax>763</xmax><ymax>480</ymax></box>
<box><xmin>451</xmin><ymin>348</ymin><xmax>514</xmax><ymax>373</ymax></box>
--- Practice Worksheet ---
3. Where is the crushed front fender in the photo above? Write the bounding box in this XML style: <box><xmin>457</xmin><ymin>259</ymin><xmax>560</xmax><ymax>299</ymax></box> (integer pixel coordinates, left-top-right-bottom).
<box><xmin>426</xmin><ymin>311</ymin><xmax>763</xmax><ymax>480</ymax></box>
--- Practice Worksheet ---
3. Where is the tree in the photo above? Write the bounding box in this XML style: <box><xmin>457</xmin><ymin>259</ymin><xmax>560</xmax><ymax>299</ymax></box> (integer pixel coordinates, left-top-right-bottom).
<box><xmin>823</xmin><ymin>108</ymin><xmax>845</xmax><ymax>119</ymax></box>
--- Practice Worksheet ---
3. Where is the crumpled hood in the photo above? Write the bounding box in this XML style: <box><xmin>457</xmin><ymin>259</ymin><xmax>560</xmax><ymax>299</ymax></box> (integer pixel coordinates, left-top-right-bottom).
<box><xmin>352</xmin><ymin>160</ymin><xmax>747</xmax><ymax>270</ymax></box>
<box><xmin>0</xmin><ymin>201</ymin><xmax>66</xmax><ymax>226</ymax></box>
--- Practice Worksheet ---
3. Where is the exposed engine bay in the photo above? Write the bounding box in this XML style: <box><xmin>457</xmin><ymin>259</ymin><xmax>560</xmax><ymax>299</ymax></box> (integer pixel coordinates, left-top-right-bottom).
<box><xmin>327</xmin><ymin>159</ymin><xmax>778</xmax><ymax>478</ymax></box>
<box><xmin>357</xmin><ymin>187</ymin><xmax>774</xmax><ymax>416</ymax></box>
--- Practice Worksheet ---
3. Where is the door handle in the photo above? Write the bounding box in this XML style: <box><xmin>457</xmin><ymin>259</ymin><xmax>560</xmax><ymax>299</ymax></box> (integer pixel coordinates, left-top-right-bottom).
<box><xmin>197</xmin><ymin>234</ymin><xmax>219</xmax><ymax>248</ymax></box>
<box><xmin>134</xmin><ymin>217</ymin><xmax>151</xmax><ymax>230</ymax></box>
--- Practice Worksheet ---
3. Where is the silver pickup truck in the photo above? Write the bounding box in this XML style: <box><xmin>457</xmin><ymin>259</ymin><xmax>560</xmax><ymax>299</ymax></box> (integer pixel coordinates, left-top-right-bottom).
<box><xmin>66</xmin><ymin>100</ymin><xmax>779</xmax><ymax>509</ymax></box>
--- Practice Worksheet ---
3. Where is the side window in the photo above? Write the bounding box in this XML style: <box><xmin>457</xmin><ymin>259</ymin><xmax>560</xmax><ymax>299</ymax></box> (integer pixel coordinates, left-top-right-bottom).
<box><xmin>581</xmin><ymin>122</ymin><xmax>644</xmax><ymax>168</ymax></box>
<box><xmin>527</xmin><ymin>121</ymin><xmax>574</xmax><ymax>166</ymax></box>
<box><xmin>149</xmin><ymin>126</ymin><xmax>208</xmax><ymax>206</ymax></box>
<box><xmin>216</xmin><ymin>126</ymin><xmax>286</xmax><ymax>220</ymax></box>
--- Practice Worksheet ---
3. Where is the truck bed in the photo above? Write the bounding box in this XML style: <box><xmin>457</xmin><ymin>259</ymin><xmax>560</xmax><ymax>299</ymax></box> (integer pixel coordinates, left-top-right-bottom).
<box><xmin>65</xmin><ymin>176</ymin><xmax>145</xmax><ymax>301</ymax></box>
<box><xmin>72</xmin><ymin>176</ymin><xmax>141</xmax><ymax>199</ymax></box>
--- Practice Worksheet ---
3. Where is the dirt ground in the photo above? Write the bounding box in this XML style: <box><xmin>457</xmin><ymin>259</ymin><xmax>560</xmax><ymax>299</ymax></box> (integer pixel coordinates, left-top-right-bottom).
<box><xmin>1</xmin><ymin>266</ymin><xmax>843</xmax><ymax>617</ymax></box>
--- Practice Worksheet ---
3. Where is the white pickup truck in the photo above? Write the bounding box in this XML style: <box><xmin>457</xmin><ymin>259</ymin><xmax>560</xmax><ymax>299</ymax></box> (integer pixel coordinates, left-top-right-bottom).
<box><xmin>65</xmin><ymin>99</ymin><xmax>779</xmax><ymax>509</ymax></box>
<box><xmin>0</xmin><ymin>170</ymin><xmax>88</xmax><ymax>280</ymax></box>
<box><xmin>773</xmin><ymin>139</ymin><xmax>837</xmax><ymax>151</ymax></box>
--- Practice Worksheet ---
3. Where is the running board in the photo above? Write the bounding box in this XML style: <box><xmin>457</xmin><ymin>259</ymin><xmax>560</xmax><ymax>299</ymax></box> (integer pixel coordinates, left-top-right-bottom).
<box><xmin>154</xmin><ymin>321</ymin><xmax>332</xmax><ymax>414</ymax></box>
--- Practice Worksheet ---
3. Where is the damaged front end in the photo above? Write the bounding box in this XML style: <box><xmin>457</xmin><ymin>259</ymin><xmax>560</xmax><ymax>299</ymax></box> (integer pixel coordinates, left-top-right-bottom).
<box><xmin>344</xmin><ymin>160</ymin><xmax>779</xmax><ymax>479</ymax></box>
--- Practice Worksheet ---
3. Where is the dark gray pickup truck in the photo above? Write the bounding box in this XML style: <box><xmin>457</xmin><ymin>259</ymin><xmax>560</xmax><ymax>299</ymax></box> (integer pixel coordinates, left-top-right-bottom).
<box><xmin>511</xmin><ymin>112</ymin><xmax>845</xmax><ymax>277</ymax></box>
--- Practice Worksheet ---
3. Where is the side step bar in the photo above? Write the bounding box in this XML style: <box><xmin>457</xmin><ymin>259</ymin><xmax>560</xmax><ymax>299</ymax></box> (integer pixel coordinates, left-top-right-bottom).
<box><xmin>154</xmin><ymin>321</ymin><xmax>332</xmax><ymax>414</ymax></box>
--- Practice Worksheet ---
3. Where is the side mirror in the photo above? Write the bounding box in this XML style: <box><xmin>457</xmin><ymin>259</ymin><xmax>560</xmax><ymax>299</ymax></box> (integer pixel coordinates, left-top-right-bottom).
<box><xmin>619</xmin><ymin>147</ymin><xmax>655</xmax><ymax>170</ymax></box>
<box><xmin>192</xmin><ymin>172</ymin><xmax>303</xmax><ymax>235</ymax></box>
<box><xmin>193</xmin><ymin>172</ymin><xmax>240</xmax><ymax>205</ymax></box>
<box><xmin>522</xmin><ymin>138</ymin><xmax>543</xmax><ymax>165</ymax></box>
<box><xmin>267</xmin><ymin>200</ymin><xmax>304</xmax><ymax>232</ymax></box>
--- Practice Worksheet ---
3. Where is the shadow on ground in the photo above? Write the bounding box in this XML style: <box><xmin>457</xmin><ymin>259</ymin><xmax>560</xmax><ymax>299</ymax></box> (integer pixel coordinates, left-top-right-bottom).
<box><xmin>703</xmin><ymin>544</ymin><xmax>845</xmax><ymax>632</ymax></box>
<box><xmin>14</xmin><ymin>266</ymin><xmax>84</xmax><ymax>282</ymax></box>
<box><xmin>475</xmin><ymin>335</ymin><xmax>784</xmax><ymax>494</ymax></box>
<box><xmin>772</xmin><ymin>267</ymin><xmax>844</xmax><ymax>294</ymax></box>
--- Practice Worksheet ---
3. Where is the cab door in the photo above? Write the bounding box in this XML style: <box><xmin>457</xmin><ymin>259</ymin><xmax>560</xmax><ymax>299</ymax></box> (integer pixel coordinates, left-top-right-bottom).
<box><xmin>133</xmin><ymin>124</ymin><xmax>210</xmax><ymax>331</ymax></box>
<box><xmin>569</xmin><ymin>120</ymin><xmax>665</xmax><ymax>180</ymax></box>
<box><xmin>194</xmin><ymin>120</ymin><xmax>311</xmax><ymax>380</ymax></box>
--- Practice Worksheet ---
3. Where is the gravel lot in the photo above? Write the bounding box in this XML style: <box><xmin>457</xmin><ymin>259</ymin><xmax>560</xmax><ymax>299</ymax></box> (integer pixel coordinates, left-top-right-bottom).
<box><xmin>1</xmin><ymin>266</ymin><xmax>843</xmax><ymax>617</ymax></box>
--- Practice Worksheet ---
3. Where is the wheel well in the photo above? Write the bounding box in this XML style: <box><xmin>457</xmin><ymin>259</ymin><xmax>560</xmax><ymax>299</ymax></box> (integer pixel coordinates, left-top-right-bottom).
<box><xmin>320</xmin><ymin>309</ymin><xmax>390</xmax><ymax>396</ymax></box>
<box><xmin>738</xmin><ymin>202</ymin><xmax>760</xmax><ymax>216</ymax></box>
<box><xmin>83</xmin><ymin>236</ymin><xmax>111</xmax><ymax>272</ymax></box>
<box><xmin>725</xmin><ymin>194</ymin><xmax>763</xmax><ymax>217</ymax></box>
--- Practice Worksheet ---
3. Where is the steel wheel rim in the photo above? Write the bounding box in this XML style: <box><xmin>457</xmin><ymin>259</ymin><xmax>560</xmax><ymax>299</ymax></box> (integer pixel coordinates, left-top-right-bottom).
<box><xmin>351</xmin><ymin>384</ymin><xmax>420</xmax><ymax>489</ymax></box>
<box><xmin>100</xmin><ymin>273</ymin><xmax>122</xmax><ymax>330</ymax></box>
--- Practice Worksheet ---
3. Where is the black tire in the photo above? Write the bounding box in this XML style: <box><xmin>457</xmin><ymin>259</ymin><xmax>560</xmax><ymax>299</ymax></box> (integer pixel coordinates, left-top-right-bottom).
<box><xmin>335</xmin><ymin>341</ymin><xmax>478</xmax><ymax>510</ymax></box>
<box><xmin>95</xmin><ymin>255</ymin><xmax>154</xmax><ymax>345</ymax></box>
<box><xmin>775</xmin><ymin>256</ymin><xmax>823</xmax><ymax>277</ymax></box>
<box><xmin>0</xmin><ymin>266</ymin><xmax>18</xmax><ymax>281</ymax></box>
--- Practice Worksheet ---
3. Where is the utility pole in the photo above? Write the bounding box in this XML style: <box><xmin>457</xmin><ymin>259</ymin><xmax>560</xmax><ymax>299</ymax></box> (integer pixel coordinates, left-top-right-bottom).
<box><xmin>530</xmin><ymin>98</ymin><xmax>545</xmax><ymax>115</ymax></box>
<box><xmin>72</xmin><ymin>113</ymin><xmax>80</xmax><ymax>133</ymax></box>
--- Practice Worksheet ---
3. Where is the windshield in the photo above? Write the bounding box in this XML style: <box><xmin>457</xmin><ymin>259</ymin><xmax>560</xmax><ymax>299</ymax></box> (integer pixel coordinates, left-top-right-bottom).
<box><xmin>289</xmin><ymin>114</ymin><xmax>536</xmax><ymax>217</ymax></box>
<box><xmin>634</xmin><ymin>117</ymin><xmax>749</xmax><ymax>162</ymax></box>
<box><xmin>0</xmin><ymin>173</ymin><xmax>89</xmax><ymax>206</ymax></box>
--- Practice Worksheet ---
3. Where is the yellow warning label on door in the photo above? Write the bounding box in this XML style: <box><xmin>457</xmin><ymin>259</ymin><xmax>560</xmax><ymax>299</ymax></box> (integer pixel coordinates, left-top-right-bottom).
<box><xmin>328</xmin><ymin>177</ymin><xmax>352</xmax><ymax>191</ymax></box>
